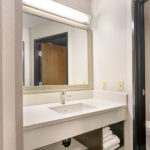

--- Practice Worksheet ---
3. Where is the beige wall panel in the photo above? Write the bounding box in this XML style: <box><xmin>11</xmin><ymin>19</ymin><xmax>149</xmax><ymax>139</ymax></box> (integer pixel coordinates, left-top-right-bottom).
<box><xmin>0</xmin><ymin>0</ymin><xmax>23</xmax><ymax>149</ymax></box>
<box><xmin>145</xmin><ymin>1</ymin><xmax>150</xmax><ymax>121</ymax></box>
<box><xmin>0</xmin><ymin>0</ymin><xmax>3</xmax><ymax>149</ymax></box>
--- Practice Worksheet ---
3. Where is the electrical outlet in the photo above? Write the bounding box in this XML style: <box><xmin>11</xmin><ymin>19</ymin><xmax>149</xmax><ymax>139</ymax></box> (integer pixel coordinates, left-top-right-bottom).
<box><xmin>101</xmin><ymin>80</ymin><xmax>107</xmax><ymax>90</ymax></box>
<box><xmin>118</xmin><ymin>81</ymin><xmax>124</xmax><ymax>91</ymax></box>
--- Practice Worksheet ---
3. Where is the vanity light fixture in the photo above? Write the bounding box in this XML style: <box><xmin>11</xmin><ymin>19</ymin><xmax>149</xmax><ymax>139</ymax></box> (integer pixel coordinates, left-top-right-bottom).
<box><xmin>23</xmin><ymin>0</ymin><xmax>91</xmax><ymax>24</ymax></box>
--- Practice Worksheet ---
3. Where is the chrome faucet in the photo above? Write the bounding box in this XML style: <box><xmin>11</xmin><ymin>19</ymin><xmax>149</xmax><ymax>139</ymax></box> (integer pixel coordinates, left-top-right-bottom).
<box><xmin>60</xmin><ymin>91</ymin><xmax>71</xmax><ymax>104</ymax></box>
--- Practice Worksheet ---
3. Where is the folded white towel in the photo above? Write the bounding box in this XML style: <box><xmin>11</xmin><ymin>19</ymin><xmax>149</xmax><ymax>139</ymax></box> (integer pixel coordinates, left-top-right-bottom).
<box><xmin>107</xmin><ymin>144</ymin><xmax>120</xmax><ymax>150</ymax></box>
<box><xmin>103</xmin><ymin>135</ymin><xmax>120</xmax><ymax>150</ymax></box>
<box><xmin>103</xmin><ymin>130</ymin><xmax>113</xmax><ymax>139</ymax></box>
<box><xmin>103</xmin><ymin>130</ymin><xmax>111</xmax><ymax>135</ymax></box>
<box><xmin>103</xmin><ymin>134</ymin><xmax>113</xmax><ymax>143</ymax></box>
<box><xmin>103</xmin><ymin>127</ymin><xmax>111</xmax><ymax>133</ymax></box>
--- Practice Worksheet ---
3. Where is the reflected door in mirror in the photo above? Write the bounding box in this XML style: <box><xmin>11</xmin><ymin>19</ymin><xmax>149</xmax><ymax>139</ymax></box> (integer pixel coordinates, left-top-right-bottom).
<box><xmin>42</xmin><ymin>43</ymin><xmax>67</xmax><ymax>85</ymax></box>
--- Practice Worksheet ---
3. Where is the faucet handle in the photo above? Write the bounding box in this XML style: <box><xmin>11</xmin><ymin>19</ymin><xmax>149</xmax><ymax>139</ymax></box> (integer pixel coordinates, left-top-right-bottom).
<box><xmin>60</xmin><ymin>91</ymin><xmax>71</xmax><ymax>97</ymax></box>
<box><xmin>60</xmin><ymin>91</ymin><xmax>71</xmax><ymax>104</ymax></box>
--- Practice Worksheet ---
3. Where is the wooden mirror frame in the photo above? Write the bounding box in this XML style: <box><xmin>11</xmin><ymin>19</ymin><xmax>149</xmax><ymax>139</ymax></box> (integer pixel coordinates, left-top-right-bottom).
<box><xmin>23</xmin><ymin>4</ymin><xmax>93</xmax><ymax>94</ymax></box>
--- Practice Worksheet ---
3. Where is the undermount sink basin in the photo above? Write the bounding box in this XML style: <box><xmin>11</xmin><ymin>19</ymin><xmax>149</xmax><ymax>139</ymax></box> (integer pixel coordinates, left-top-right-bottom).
<box><xmin>49</xmin><ymin>103</ymin><xmax>97</xmax><ymax>114</ymax></box>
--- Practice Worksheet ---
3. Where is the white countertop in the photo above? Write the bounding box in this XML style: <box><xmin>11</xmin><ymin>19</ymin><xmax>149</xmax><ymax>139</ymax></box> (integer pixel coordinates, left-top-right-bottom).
<box><xmin>24</xmin><ymin>98</ymin><xmax>127</xmax><ymax>131</ymax></box>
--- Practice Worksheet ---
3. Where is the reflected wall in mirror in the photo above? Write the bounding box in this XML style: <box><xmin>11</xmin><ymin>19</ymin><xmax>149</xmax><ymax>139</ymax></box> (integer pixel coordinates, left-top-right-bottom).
<box><xmin>23</xmin><ymin>12</ymin><xmax>88</xmax><ymax>87</ymax></box>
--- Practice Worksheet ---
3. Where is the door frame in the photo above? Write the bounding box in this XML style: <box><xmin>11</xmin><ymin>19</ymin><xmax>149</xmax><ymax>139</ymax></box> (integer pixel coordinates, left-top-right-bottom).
<box><xmin>132</xmin><ymin>0</ymin><xmax>148</xmax><ymax>149</ymax></box>
<box><xmin>34</xmin><ymin>32</ymin><xmax>68</xmax><ymax>86</ymax></box>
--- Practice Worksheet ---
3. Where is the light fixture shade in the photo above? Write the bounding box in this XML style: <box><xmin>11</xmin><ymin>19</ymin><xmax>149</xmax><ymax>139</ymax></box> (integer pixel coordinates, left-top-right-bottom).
<box><xmin>23</xmin><ymin>0</ymin><xmax>91</xmax><ymax>25</ymax></box>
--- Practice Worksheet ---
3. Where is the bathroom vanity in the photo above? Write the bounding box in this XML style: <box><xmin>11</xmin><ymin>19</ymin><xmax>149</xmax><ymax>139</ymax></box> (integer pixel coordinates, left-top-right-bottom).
<box><xmin>22</xmin><ymin>1</ymin><xmax>128</xmax><ymax>150</ymax></box>
<box><xmin>24</xmin><ymin>97</ymin><xmax>127</xmax><ymax>150</ymax></box>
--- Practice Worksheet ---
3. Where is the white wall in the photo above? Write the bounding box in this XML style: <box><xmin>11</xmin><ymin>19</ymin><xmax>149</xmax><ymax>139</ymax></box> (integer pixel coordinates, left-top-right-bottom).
<box><xmin>53</xmin><ymin>0</ymin><xmax>91</xmax><ymax>14</ymax></box>
<box><xmin>91</xmin><ymin>0</ymin><xmax>133</xmax><ymax>149</ymax></box>
<box><xmin>69</xmin><ymin>27</ymin><xmax>88</xmax><ymax>85</ymax></box>
<box><xmin>23</xmin><ymin>27</ymin><xmax>31</xmax><ymax>86</ymax></box>
<box><xmin>92</xmin><ymin>0</ymin><xmax>128</xmax><ymax>90</ymax></box>
<box><xmin>145</xmin><ymin>1</ymin><xmax>150</xmax><ymax>121</ymax></box>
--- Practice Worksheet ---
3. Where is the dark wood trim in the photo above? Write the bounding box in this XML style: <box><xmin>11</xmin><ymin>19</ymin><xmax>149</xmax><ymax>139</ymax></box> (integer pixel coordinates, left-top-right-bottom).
<box><xmin>132</xmin><ymin>0</ymin><xmax>148</xmax><ymax>149</ymax></box>
<box><xmin>65</xmin><ymin>33</ymin><xmax>68</xmax><ymax>84</ymax></box>
<box><xmin>34</xmin><ymin>32</ymin><xmax>68</xmax><ymax>85</ymax></box>
<box><xmin>34</xmin><ymin>41</ymin><xmax>40</xmax><ymax>85</ymax></box>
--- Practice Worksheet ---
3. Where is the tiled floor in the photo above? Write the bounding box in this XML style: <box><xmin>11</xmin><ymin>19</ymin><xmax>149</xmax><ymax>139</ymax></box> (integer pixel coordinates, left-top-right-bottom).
<box><xmin>147</xmin><ymin>136</ymin><xmax>150</xmax><ymax>150</ymax></box>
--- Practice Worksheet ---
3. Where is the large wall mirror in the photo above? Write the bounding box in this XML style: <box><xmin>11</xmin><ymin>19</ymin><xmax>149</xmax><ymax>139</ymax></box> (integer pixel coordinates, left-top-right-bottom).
<box><xmin>23</xmin><ymin>5</ymin><xmax>93</xmax><ymax>94</ymax></box>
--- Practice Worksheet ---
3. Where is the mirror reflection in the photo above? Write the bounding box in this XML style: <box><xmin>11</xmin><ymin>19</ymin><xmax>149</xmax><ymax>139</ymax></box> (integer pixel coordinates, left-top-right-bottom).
<box><xmin>23</xmin><ymin>12</ymin><xmax>88</xmax><ymax>87</ymax></box>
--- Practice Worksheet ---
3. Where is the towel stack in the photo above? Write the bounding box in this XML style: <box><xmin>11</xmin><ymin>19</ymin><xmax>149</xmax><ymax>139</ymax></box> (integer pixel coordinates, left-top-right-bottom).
<box><xmin>103</xmin><ymin>126</ymin><xmax>120</xmax><ymax>150</ymax></box>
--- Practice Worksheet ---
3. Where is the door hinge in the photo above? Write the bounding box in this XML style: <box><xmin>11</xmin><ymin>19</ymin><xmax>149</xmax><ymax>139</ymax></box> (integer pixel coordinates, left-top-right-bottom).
<box><xmin>39</xmin><ymin>82</ymin><xmax>42</xmax><ymax>85</ymax></box>
<box><xmin>38</xmin><ymin>51</ymin><xmax>42</xmax><ymax>57</ymax></box>
<box><xmin>142</xmin><ymin>89</ymin><xmax>145</xmax><ymax>96</ymax></box>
